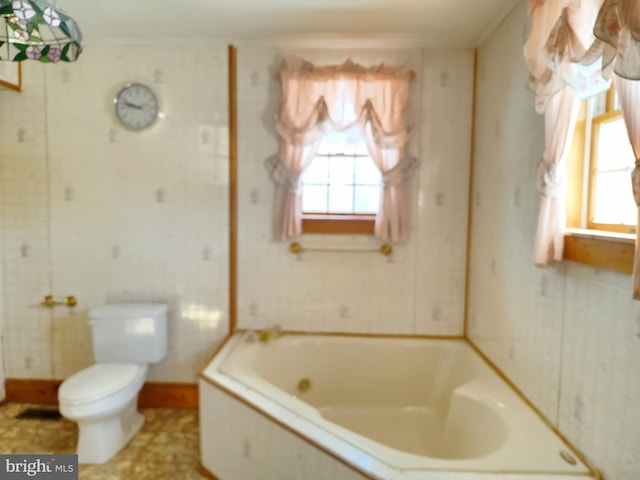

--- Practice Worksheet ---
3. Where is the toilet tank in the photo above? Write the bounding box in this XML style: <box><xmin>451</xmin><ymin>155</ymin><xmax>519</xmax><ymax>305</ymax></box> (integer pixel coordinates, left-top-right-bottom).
<box><xmin>89</xmin><ymin>303</ymin><xmax>168</xmax><ymax>363</ymax></box>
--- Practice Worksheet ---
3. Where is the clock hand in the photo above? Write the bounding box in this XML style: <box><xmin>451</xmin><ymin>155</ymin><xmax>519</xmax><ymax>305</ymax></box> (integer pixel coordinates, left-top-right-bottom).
<box><xmin>124</xmin><ymin>100</ymin><xmax>143</xmax><ymax>110</ymax></box>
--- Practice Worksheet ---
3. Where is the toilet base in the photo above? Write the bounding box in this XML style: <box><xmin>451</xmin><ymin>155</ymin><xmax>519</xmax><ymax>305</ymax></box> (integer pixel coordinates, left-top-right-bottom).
<box><xmin>76</xmin><ymin>397</ymin><xmax>144</xmax><ymax>464</ymax></box>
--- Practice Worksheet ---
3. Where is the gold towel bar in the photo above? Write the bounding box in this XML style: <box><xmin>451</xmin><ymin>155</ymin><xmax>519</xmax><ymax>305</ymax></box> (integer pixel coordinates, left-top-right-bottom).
<box><xmin>289</xmin><ymin>242</ymin><xmax>392</xmax><ymax>256</ymax></box>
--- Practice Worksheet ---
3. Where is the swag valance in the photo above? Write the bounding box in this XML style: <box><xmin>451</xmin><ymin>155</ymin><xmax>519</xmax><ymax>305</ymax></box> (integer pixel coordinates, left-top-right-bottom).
<box><xmin>267</xmin><ymin>57</ymin><xmax>417</xmax><ymax>242</ymax></box>
<box><xmin>525</xmin><ymin>0</ymin><xmax>640</xmax><ymax>298</ymax></box>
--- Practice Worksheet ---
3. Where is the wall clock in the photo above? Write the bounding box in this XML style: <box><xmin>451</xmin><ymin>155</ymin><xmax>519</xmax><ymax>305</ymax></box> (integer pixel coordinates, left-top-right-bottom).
<box><xmin>113</xmin><ymin>83</ymin><xmax>160</xmax><ymax>131</ymax></box>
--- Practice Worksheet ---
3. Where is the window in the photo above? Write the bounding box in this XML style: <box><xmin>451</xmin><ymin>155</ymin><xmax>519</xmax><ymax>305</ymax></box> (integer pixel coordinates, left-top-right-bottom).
<box><xmin>588</xmin><ymin>86</ymin><xmax>637</xmax><ymax>233</ymax></box>
<box><xmin>564</xmin><ymin>84</ymin><xmax>636</xmax><ymax>273</ymax></box>
<box><xmin>268</xmin><ymin>57</ymin><xmax>415</xmax><ymax>241</ymax></box>
<box><xmin>301</xmin><ymin>127</ymin><xmax>382</xmax><ymax>234</ymax></box>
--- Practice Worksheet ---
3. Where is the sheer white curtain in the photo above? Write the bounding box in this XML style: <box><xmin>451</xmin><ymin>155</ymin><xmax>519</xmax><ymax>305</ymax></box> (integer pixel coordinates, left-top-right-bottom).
<box><xmin>534</xmin><ymin>86</ymin><xmax>580</xmax><ymax>265</ymax></box>
<box><xmin>266</xmin><ymin>58</ymin><xmax>416</xmax><ymax>241</ymax></box>
<box><xmin>615</xmin><ymin>75</ymin><xmax>640</xmax><ymax>297</ymax></box>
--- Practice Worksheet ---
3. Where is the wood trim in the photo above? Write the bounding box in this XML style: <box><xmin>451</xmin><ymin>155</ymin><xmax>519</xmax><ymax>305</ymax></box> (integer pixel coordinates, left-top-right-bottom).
<box><xmin>231</xmin><ymin>329</ymin><xmax>464</xmax><ymax>341</ymax></box>
<box><xmin>564</xmin><ymin>232</ymin><xmax>634</xmax><ymax>274</ymax></box>
<box><xmin>302</xmin><ymin>215</ymin><xmax>375</xmax><ymax>235</ymax></box>
<box><xmin>566</xmin><ymin>101</ymin><xmax>588</xmax><ymax>229</ymax></box>
<box><xmin>228</xmin><ymin>44</ymin><xmax>238</xmax><ymax>335</ymax></box>
<box><xmin>465</xmin><ymin>339</ymin><xmax>600</xmax><ymax>479</ymax></box>
<box><xmin>137</xmin><ymin>382</ymin><xmax>198</xmax><ymax>408</ymax></box>
<box><xmin>463</xmin><ymin>49</ymin><xmax>478</xmax><ymax>337</ymax></box>
<box><xmin>5</xmin><ymin>379</ymin><xmax>59</xmax><ymax>404</ymax></box>
<box><xmin>198</xmin><ymin>463</ymin><xmax>221</xmax><ymax>480</ymax></box>
<box><xmin>0</xmin><ymin>62</ymin><xmax>22</xmax><ymax>92</ymax></box>
<box><xmin>4</xmin><ymin>379</ymin><xmax>198</xmax><ymax>409</ymax></box>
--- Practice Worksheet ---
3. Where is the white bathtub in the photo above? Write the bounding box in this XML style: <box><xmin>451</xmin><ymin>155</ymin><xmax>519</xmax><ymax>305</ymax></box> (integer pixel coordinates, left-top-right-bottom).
<box><xmin>199</xmin><ymin>334</ymin><xmax>596</xmax><ymax>480</ymax></box>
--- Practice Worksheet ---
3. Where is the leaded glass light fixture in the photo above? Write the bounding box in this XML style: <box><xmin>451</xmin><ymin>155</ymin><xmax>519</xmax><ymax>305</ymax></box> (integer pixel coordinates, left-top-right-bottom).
<box><xmin>0</xmin><ymin>0</ymin><xmax>82</xmax><ymax>62</ymax></box>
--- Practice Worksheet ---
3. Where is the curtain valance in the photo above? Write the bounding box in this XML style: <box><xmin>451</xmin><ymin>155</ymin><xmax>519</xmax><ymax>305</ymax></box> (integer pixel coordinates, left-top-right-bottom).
<box><xmin>276</xmin><ymin>57</ymin><xmax>414</xmax><ymax>148</ymax></box>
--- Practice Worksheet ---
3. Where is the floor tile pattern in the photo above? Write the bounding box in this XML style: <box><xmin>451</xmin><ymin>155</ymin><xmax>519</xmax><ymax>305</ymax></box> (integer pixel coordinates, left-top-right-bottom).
<box><xmin>0</xmin><ymin>403</ymin><xmax>205</xmax><ymax>479</ymax></box>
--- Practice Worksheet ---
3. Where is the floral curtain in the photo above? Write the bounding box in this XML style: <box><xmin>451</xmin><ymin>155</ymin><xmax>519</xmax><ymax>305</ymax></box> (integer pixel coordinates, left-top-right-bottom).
<box><xmin>525</xmin><ymin>0</ymin><xmax>640</xmax><ymax>295</ymax></box>
<box><xmin>266</xmin><ymin>57</ymin><xmax>417</xmax><ymax>241</ymax></box>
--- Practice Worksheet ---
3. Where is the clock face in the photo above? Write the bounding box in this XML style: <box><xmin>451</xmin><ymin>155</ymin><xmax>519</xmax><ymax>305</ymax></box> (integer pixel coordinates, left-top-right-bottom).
<box><xmin>114</xmin><ymin>83</ymin><xmax>159</xmax><ymax>131</ymax></box>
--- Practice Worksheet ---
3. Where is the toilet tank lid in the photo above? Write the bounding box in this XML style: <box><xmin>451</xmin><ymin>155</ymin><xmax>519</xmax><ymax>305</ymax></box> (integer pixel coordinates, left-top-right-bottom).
<box><xmin>90</xmin><ymin>303</ymin><xmax>168</xmax><ymax>319</ymax></box>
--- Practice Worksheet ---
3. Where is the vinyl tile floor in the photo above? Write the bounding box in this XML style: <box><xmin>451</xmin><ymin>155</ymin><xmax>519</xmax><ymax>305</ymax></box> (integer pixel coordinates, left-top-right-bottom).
<box><xmin>0</xmin><ymin>402</ymin><xmax>206</xmax><ymax>479</ymax></box>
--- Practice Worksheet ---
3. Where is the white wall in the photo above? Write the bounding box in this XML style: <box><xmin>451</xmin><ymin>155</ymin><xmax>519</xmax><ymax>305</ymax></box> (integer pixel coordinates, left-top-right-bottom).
<box><xmin>236</xmin><ymin>46</ymin><xmax>474</xmax><ymax>335</ymax></box>
<box><xmin>469</xmin><ymin>2</ymin><xmax>640</xmax><ymax>478</ymax></box>
<box><xmin>0</xmin><ymin>43</ymin><xmax>229</xmax><ymax>382</ymax></box>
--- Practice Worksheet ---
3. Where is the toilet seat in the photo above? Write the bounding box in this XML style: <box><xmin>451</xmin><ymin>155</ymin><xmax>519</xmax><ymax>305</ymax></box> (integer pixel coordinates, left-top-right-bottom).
<box><xmin>59</xmin><ymin>364</ymin><xmax>145</xmax><ymax>405</ymax></box>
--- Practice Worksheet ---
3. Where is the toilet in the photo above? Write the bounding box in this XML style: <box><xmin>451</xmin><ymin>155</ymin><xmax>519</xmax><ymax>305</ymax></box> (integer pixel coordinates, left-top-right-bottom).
<box><xmin>58</xmin><ymin>303</ymin><xmax>168</xmax><ymax>464</ymax></box>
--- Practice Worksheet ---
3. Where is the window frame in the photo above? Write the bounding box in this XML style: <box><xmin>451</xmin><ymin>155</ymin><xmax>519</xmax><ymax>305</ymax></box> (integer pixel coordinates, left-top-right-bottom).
<box><xmin>300</xmin><ymin>141</ymin><xmax>381</xmax><ymax>236</ymax></box>
<box><xmin>586</xmin><ymin>89</ymin><xmax>636</xmax><ymax>234</ymax></box>
<box><xmin>564</xmin><ymin>84</ymin><xmax>636</xmax><ymax>274</ymax></box>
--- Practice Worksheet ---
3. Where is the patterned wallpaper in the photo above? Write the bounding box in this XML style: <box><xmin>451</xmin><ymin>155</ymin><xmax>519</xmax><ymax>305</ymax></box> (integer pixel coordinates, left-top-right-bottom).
<box><xmin>0</xmin><ymin>43</ymin><xmax>230</xmax><ymax>382</ymax></box>
<box><xmin>236</xmin><ymin>46</ymin><xmax>474</xmax><ymax>335</ymax></box>
<box><xmin>469</xmin><ymin>1</ymin><xmax>640</xmax><ymax>478</ymax></box>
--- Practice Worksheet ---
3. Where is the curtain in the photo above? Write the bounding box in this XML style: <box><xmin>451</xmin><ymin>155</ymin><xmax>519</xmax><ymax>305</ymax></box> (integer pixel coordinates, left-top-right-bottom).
<box><xmin>534</xmin><ymin>86</ymin><xmax>580</xmax><ymax>265</ymax></box>
<box><xmin>267</xmin><ymin>57</ymin><xmax>416</xmax><ymax>241</ymax></box>
<box><xmin>525</xmin><ymin>0</ymin><xmax>640</xmax><ymax>296</ymax></box>
<box><xmin>615</xmin><ymin>75</ymin><xmax>640</xmax><ymax>298</ymax></box>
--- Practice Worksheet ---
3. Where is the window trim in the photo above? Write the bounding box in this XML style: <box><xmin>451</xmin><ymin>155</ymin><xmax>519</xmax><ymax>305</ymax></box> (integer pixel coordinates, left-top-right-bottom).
<box><xmin>302</xmin><ymin>213</ymin><xmax>375</xmax><ymax>235</ymax></box>
<box><xmin>300</xmin><ymin>139</ymin><xmax>381</xmax><ymax>235</ymax></box>
<box><xmin>564</xmin><ymin>84</ymin><xmax>636</xmax><ymax>274</ymax></box>
<box><xmin>564</xmin><ymin>229</ymin><xmax>634</xmax><ymax>274</ymax></box>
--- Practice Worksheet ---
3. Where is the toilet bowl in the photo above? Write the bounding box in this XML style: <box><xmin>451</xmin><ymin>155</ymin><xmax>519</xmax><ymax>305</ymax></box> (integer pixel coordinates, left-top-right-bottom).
<box><xmin>57</xmin><ymin>303</ymin><xmax>168</xmax><ymax>464</ymax></box>
<box><xmin>59</xmin><ymin>363</ymin><xmax>148</xmax><ymax>464</ymax></box>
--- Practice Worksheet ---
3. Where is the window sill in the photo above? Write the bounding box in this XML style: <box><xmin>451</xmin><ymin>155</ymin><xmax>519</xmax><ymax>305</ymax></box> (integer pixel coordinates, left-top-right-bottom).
<box><xmin>302</xmin><ymin>215</ymin><xmax>375</xmax><ymax>235</ymax></box>
<box><xmin>563</xmin><ymin>228</ymin><xmax>635</xmax><ymax>274</ymax></box>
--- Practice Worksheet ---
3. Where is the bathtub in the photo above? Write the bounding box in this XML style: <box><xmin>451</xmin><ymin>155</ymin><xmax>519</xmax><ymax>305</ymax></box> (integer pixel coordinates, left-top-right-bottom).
<box><xmin>199</xmin><ymin>334</ymin><xmax>596</xmax><ymax>480</ymax></box>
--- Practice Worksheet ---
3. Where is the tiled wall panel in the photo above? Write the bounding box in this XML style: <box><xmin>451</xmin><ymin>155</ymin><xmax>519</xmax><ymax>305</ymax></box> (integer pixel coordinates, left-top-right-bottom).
<box><xmin>0</xmin><ymin>44</ymin><xmax>230</xmax><ymax>382</ymax></box>
<box><xmin>469</xmin><ymin>1</ymin><xmax>640</xmax><ymax>478</ymax></box>
<box><xmin>468</xmin><ymin>0</ymin><xmax>563</xmax><ymax>423</ymax></box>
<box><xmin>236</xmin><ymin>46</ymin><xmax>473</xmax><ymax>335</ymax></box>
<box><xmin>0</xmin><ymin>65</ymin><xmax>52</xmax><ymax>379</ymax></box>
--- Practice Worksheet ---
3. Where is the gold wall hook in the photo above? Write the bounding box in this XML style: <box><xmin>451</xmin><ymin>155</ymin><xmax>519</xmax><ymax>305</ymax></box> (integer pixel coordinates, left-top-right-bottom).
<box><xmin>41</xmin><ymin>295</ymin><xmax>77</xmax><ymax>308</ymax></box>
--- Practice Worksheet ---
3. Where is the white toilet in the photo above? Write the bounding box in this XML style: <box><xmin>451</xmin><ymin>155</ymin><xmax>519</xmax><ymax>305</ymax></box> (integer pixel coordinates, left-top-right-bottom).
<box><xmin>58</xmin><ymin>303</ymin><xmax>168</xmax><ymax>464</ymax></box>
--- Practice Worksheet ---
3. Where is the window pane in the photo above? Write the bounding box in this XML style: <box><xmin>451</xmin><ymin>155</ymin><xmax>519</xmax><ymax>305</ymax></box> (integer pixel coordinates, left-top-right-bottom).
<box><xmin>354</xmin><ymin>186</ymin><xmax>381</xmax><ymax>213</ymax></box>
<box><xmin>302</xmin><ymin>156</ymin><xmax>329</xmax><ymax>184</ymax></box>
<box><xmin>592</xmin><ymin>171</ymin><xmax>636</xmax><ymax>226</ymax></box>
<box><xmin>596</xmin><ymin>118</ymin><xmax>635</xmax><ymax>172</ymax></box>
<box><xmin>329</xmin><ymin>156</ymin><xmax>355</xmax><ymax>185</ymax></box>
<box><xmin>328</xmin><ymin>185</ymin><xmax>354</xmax><ymax>213</ymax></box>
<box><xmin>302</xmin><ymin>185</ymin><xmax>328</xmax><ymax>213</ymax></box>
<box><xmin>355</xmin><ymin>158</ymin><xmax>382</xmax><ymax>185</ymax></box>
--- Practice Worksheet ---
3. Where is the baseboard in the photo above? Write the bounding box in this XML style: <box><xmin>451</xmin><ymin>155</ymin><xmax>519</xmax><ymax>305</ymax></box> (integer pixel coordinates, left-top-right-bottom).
<box><xmin>4</xmin><ymin>379</ymin><xmax>198</xmax><ymax>409</ymax></box>
<box><xmin>198</xmin><ymin>463</ymin><xmax>221</xmax><ymax>480</ymax></box>
<box><xmin>138</xmin><ymin>382</ymin><xmax>198</xmax><ymax>408</ymax></box>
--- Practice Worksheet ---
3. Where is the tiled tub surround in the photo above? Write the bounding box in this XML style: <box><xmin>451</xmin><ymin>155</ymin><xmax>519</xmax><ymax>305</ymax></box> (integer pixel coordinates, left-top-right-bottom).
<box><xmin>468</xmin><ymin>1</ymin><xmax>640</xmax><ymax>479</ymax></box>
<box><xmin>236</xmin><ymin>47</ymin><xmax>473</xmax><ymax>336</ymax></box>
<box><xmin>199</xmin><ymin>334</ymin><xmax>595</xmax><ymax>480</ymax></box>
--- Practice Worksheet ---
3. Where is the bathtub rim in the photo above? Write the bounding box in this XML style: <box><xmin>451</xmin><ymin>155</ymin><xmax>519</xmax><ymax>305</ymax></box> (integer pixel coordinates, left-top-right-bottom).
<box><xmin>199</xmin><ymin>331</ymin><xmax>599</xmax><ymax>480</ymax></box>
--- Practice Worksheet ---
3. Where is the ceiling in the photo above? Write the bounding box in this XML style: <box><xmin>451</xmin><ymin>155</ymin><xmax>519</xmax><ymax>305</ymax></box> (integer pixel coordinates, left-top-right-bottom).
<box><xmin>59</xmin><ymin>0</ymin><xmax>521</xmax><ymax>47</ymax></box>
